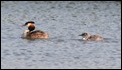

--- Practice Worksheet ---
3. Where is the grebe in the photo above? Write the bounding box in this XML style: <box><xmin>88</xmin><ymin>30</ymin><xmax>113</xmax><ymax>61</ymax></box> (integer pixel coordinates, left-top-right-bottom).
<box><xmin>79</xmin><ymin>32</ymin><xmax>103</xmax><ymax>41</ymax></box>
<box><xmin>22</xmin><ymin>21</ymin><xmax>49</xmax><ymax>39</ymax></box>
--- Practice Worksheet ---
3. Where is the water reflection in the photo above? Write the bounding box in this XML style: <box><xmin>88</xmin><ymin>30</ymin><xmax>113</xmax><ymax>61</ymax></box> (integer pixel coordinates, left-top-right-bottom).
<box><xmin>21</xmin><ymin>37</ymin><xmax>119</xmax><ymax>44</ymax></box>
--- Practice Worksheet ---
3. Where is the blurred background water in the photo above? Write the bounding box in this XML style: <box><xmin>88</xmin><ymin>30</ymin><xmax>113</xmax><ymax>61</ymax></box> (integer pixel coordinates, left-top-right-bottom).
<box><xmin>1</xmin><ymin>1</ymin><xmax>121</xmax><ymax>69</ymax></box>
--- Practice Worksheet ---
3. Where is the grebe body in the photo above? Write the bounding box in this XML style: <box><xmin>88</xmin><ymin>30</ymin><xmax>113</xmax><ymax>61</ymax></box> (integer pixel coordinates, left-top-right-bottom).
<box><xmin>22</xmin><ymin>21</ymin><xmax>49</xmax><ymax>39</ymax></box>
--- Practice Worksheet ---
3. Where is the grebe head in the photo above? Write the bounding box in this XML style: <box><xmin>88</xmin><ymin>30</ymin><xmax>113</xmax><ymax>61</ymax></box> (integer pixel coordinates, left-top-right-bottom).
<box><xmin>79</xmin><ymin>32</ymin><xmax>91</xmax><ymax>40</ymax></box>
<box><xmin>79</xmin><ymin>33</ymin><xmax>87</xmax><ymax>36</ymax></box>
<box><xmin>79</xmin><ymin>33</ymin><xmax>90</xmax><ymax>36</ymax></box>
<box><xmin>23</xmin><ymin>21</ymin><xmax>35</xmax><ymax>31</ymax></box>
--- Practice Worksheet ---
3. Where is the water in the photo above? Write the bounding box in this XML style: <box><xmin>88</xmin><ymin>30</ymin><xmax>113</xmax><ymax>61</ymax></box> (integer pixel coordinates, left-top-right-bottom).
<box><xmin>1</xmin><ymin>1</ymin><xmax>121</xmax><ymax>69</ymax></box>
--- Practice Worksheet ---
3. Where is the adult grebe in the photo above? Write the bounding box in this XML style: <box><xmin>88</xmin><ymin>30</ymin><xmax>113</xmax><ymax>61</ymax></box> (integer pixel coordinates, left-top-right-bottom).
<box><xmin>79</xmin><ymin>32</ymin><xmax>103</xmax><ymax>41</ymax></box>
<box><xmin>22</xmin><ymin>21</ymin><xmax>49</xmax><ymax>39</ymax></box>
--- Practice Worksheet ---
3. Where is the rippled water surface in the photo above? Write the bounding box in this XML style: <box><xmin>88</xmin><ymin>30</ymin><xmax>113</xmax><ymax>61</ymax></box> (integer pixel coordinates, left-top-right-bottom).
<box><xmin>1</xmin><ymin>1</ymin><xmax>121</xmax><ymax>69</ymax></box>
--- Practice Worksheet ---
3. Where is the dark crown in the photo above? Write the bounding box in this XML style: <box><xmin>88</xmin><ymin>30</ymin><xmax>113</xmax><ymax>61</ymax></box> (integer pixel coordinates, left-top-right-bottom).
<box><xmin>24</xmin><ymin>21</ymin><xmax>35</xmax><ymax>25</ymax></box>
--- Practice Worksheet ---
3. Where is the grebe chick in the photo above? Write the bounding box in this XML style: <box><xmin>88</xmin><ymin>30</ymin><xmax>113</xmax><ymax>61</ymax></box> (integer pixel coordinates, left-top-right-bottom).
<box><xmin>79</xmin><ymin>32</ymin><xmax>103</xmax><ymax>41</ymax></box>
<box><xmin>22</xmin><ymin>21</ymin><xmax>49</xmax><ymax>39</ymax></box>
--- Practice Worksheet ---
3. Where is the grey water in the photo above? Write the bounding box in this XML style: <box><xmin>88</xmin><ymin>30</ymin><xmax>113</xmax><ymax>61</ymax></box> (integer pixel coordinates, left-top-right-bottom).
<box><xmin>1</xmin><ymin>1</ymin><xmax>121</xmax><ymax>69</ymax></box>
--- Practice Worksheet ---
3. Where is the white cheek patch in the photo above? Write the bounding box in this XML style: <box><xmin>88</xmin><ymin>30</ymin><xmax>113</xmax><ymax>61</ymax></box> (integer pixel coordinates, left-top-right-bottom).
<box><xmin>27</xmin><ymin>23</ymin><xmax>35</xmax><ymax>27</ymax></box>
<box><xmin>82</xmin><ymin>38</ymin><xmax>86</xmax><ymax>40</ymax></box>
<box><xmin>27</xmin><ymin>23</ymin><xmax>31</xmax><ymax>27</ymax></box>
